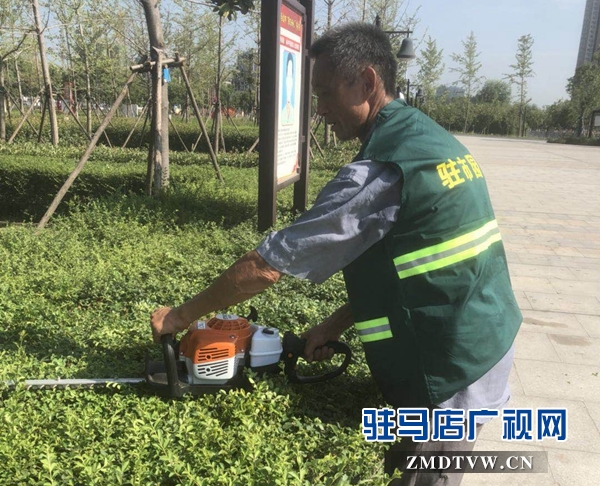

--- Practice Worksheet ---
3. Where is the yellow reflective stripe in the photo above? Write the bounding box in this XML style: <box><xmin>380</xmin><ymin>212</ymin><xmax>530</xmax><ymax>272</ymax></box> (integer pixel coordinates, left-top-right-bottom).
<box><xmin>393</xmin><ymin>220</ymin><xmax>499</xmax><ymax>267</ymax></box>
<box><xmin>398</xmin><ymin>232</ymin><xmax>502</xmax><ymax>279</ymax></box>
<box><xmin>355</xmin><ymin>317</ymin><xmax>389</xmax><ymax>331</ymax></box>
<box><xmin>360</xmin><ymin>330</ymin><xmax>393</xmax><ymax>343</ymax></box>
<box><xmin>355</xmin><ymin>317</ymin><xmax>393</xmax><ymax>343</ymax></box>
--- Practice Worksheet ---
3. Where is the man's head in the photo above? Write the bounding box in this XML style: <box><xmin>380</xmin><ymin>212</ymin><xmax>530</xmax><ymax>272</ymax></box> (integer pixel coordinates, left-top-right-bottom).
<box><xmin>309</xmin><ymin>23</ymin><xmax>397</xmax><ymax>141</ymax></box>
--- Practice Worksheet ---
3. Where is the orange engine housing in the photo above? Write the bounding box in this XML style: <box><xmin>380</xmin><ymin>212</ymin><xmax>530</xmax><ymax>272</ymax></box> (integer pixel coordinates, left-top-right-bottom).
<box><xmin>179</xmin><ymin>315</ymin><xmax>254</xmax><ymax>365</ymax></box>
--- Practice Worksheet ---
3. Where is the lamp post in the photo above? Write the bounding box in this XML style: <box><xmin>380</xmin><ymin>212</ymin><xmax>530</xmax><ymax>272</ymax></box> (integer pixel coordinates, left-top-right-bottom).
<box><xmin>374</xmin><ymin>14</ymin><xmax>415</xmax><ymax>102</ymax></box>
<box><xmin>406</xmin><ymin>84</ymin><xmax>424</xmax><ymax>108</ymax></box>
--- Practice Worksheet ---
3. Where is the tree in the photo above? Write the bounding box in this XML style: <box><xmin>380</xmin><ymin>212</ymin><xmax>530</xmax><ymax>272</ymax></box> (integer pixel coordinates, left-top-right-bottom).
<box><xmin>450</xmin><ymin>31</ymin><xmax>484</xmax><ymax>132</ymax></box>
<box><xmin>31</xmin><ymin>0</ymin><xmax>59</xmax><ymax>145</ymax></box>
<box><xmin>140</xmin><ymin>0</ymin><xmax>170</xmax><ymax>193</ymax></box>
<box><xmin>52</xmin><ymin>0</ymin><xmax>78</xmax><ymax>117</ymax></box>
<box><xmin>0</xmin><ymin>0</ymin><xmax>30</xmax><ymax>140</ymax></box>
<box><xmin>524</xmin><ymin>104</ymin><xmax>544</xmax><ymax>133</ymax></box>
<box><xmin>4</xmin><ymin>41</ymin><xmax>39</xmax><ymax>106</ymax></box>
<box><xmin>473</xmin><ymin>80</ymin><xmax>511</xmax><ymax>104</ymax></box>
<box><xmin>365</xmin><ymin>0</ymin><xmax>407</xmax><ymax>29</ymax></box>
<box><xmin>432</xmin><ymin>97</ymin><xmax>463</xmax><ymax>132</ymax></box>
<box><xmin>244</xmin><ymin>5</ymin><xmax>261</xmax><ymax>124</ymax></box>
<box><xmin>544</xmin><ymin>99</ymin><xmax>577</xmax><ymax>132</ymax></box>
<box><xmin>322</xmin><ymin>0</ymin><xmax>339</xmax><ymax>146</ymax></box>
<box><xmin>567</xmin><ymin>53</ymin><xmax>600</xmax><ymax>137</ymax></box>
<box><xmin>171</xmin><ymin>0</ymin><xmax>219</xmax><ymax>119</ymax></box>
<box><xmin>54</xmin><ymin>0</ymin><xmax>94</xmax><ymax>134</ymax></box>
<box><xmin>213</xmin><ymin>14</ymin><xmax>225</xmax><ymax>153</ymax></box>
<box><xmin>230</xmin><ymin>48</ymin><xmax>257</xmax><ymax>114</ymax></box>
<box><xmin>505</xmin><ymin>34</ymin><xmax>535</xmax><ymax>137</ymax></box>
<box><xmin>415</xmin><ymin>36</ymin><xmax>444</xmax><ymax>116</ymax></box>
<box><xmin>209</xmin><ymin>0</ymin><xmax>255</xmax><ymax>20</ymax></box>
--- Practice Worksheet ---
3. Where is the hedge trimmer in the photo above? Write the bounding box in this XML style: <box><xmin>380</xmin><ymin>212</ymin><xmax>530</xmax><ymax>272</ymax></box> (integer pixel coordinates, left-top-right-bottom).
<box><xmin>6</xmin><ymin>309</ymin><xmax>352</xmax><ymax>398</ymax></box>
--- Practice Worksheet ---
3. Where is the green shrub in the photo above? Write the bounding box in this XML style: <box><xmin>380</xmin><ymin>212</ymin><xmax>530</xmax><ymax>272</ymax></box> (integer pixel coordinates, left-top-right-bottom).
<box><xmin>547</xmin><ymin>136</ymin><xmax>600</xmax><ymax>146</ymax></box>
<box><xmin>0</xmin><ymin>149</ymin><xmax>401</xmax><ymax>482</ymax></box>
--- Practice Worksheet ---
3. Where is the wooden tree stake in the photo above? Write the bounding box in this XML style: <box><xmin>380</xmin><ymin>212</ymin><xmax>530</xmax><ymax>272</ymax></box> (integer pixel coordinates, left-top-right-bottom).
<box><xmin>122</xmin><ymin>99</ymin><xmax>150</xmax><ymax>148</ymax></box>
<box><xmin>8</xmin><ymin>91</ymin><xmax>42</xmax><ymax>143</ymax></box>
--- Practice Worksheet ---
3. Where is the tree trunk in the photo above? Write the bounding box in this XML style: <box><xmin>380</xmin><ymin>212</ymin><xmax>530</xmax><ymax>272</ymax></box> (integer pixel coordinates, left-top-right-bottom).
<box><xmin>77</xmin><ymin>18</ymin><xmax>92</xmax><ymax>135</ymax></box>
<box><xmin>0</xmin><ymin>57</ymin><xmax>6</xmax><ymax>141</ymax></box>
<box><xmin>63</xmin><ymin>24</ymin><xmax>78</xmax><ymax>119</ymax></box>
<box><xmin>518</xmin><ymin>86</ymin><xmax>525</xmax><ymax>138</ymax></box>
<box><xmin>31</xmin><ymin>0</ymin><xmax>59</xmax><ymax>145</ymax></box>
<box><xmin>108</xmin><ymin>41</ymin><xmax>118</xmax><ymax>113</ymax></box>
<box><xmin>214</xmin><ymin>15</ymin><xmax>223</xmax><ymax>154</ymax></box>
<box><xmin>34</xmin><ymin>45</ymin><xmax>42</xmax><ymax>93</ymax></box>
<box><xmin>140</xmin><ymin>0</ymin><xmax>170</xmax><ymax>194</ymax></box>
<box><xmin>15</xmin><ymin>57</ymin><xmax>24</xmax><ymax>113</ymax></box>
<box><xmin>576</xmin><ymin>108</ymin><xmax>584</xmax><ymax>137</ymax></box>
<box><xmin>518</xmin><ymin>104</ymin><xmax>523</xmax><ymax>138</ymax></box>
<box><xmin>184</xmin><ymin>90</ymin><xmax>189</xmax><ymax>122</ymax></box>
<box><xmin>255</xmin><ymin>20</ymin><xmax>260</xmax><ymax>126</ymax></box>
<box><xmin>324</xmin><ymin>2</ymin><xmax>333</xmax><ymax>147</ymax></box>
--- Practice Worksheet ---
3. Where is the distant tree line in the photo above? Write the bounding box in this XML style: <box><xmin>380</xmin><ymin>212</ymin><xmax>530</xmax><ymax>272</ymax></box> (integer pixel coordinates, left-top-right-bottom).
<box><xmin>0</xmin><ymin>0</ymin><xmax>597</xmax><ymax>144</ymax></box>
<box><xmin>412</xmin><ymin>28</ymin><xmax>600</xmax><ymax>139</ymax></box>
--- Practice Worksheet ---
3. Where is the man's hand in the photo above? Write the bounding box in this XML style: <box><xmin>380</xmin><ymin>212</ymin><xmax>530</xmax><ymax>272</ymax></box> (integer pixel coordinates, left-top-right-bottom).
<box><xmin>150</xmin><ymin>306</ymin><xmax>189</xmax><ymax>344</ymax></box>
<box><xmin>301</xmin><ymin>324</ymin><xmax>339</xmax><ymax>363</ymax></box>
<box><xmin>301</xmin><ymin>303</ymin><xmax>354</xmax><ymax>363</ymax></box>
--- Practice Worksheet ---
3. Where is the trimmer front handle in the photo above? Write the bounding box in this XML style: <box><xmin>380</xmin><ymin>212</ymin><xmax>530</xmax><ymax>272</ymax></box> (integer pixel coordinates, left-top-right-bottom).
<box><xmin>281</xmin><ymin>331</ymin><xmax>352</xmax><ymax>384</ymax></box>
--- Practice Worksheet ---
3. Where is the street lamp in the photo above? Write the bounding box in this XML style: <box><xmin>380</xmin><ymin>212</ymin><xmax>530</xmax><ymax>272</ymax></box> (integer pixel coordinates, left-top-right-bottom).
<box><xmin>374</xmin><ymin>14</ymin><xmax>415</xmax><ymax>101</ymax></box>
<box><xmin>375</xmin><ymin>14</ymin><xmax>415</xmax><ymax>60</ymax></box>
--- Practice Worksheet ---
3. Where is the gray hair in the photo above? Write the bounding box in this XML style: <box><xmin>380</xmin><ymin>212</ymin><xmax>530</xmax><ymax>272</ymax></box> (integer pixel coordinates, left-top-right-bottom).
<box><xmin>309</xmin><ymin>22</ymin><xmax>397</xmax><ymax>95</ymax></box>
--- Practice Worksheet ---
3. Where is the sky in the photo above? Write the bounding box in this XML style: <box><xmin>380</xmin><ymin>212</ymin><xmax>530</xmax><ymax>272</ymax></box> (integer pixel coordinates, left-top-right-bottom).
<box><xmin>315</xmin><ymin>0</ymin><xmax>588</xmax><ymax>107</ymax></box>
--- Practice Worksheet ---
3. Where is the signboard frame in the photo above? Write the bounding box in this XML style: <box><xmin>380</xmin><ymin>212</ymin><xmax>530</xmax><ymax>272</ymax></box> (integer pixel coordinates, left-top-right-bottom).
<box><xmin>258</xmin><ymin>0</ymin><xmax>314</xmax><ymax>231</ymax></box>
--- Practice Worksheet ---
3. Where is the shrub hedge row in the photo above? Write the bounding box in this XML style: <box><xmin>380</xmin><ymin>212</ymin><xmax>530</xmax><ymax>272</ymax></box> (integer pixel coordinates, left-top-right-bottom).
<box><xmin>0</xmin><ymin>146</ymin><xmax>400</xmax><ymax>484</ymax></box>
<box><xmin>0</xmin><ymin>141</ymin><xmax>358</xmax><ymax>223</ymax></box>
<box><xmin>5</xmin><ymin>116</ymin><xmax>259</xmax><ymax>153</ymax></box>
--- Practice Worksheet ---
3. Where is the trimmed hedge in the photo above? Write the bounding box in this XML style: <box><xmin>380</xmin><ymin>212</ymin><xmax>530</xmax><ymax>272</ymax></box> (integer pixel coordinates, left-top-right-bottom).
<box><xmin>0</xmin><ymin>155</ymin><xmax>146</xmax><ymax>221</ymax></box>
<box><xmin>0</xmin><ymin>141</ymin><xmax>360</xmax><ymax>223</ymax></box>
<box><xmin>5</xmin><ymin>115</ymin><xmax>259</xmax><ymax>153</ymax></box>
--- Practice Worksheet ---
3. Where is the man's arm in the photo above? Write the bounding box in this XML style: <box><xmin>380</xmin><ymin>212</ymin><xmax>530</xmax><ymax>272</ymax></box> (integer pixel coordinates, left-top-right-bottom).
<box><xmin>150</xmin><ymin>250</ymin><xmax>282</xmax><ymax>342</ymax></box>
<box><xmin>152</xmin><ymin>161</ymin><xmax>401</xmax><ymax>346</ymax></box>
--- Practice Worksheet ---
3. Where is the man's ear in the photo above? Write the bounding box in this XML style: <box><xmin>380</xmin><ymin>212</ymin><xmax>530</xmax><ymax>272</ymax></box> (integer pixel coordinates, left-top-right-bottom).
<box><xmin>360</xmin><ymin>66</ymin><xmax>379</xmax><ymax>98</ymax></box>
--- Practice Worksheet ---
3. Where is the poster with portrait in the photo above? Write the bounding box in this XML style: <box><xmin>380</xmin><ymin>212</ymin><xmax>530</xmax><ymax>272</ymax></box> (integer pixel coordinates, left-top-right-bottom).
<box><xmin>276</xmin><ymin>3</ymin><xmax>303</xmax><ymax>184</ymax></box>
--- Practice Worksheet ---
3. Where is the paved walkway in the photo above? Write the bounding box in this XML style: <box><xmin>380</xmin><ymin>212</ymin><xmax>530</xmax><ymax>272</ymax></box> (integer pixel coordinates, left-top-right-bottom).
<box><xmin>455</xmin><ymin>136</ymin><xmax>600</xmax><ymax>486</ymax></box>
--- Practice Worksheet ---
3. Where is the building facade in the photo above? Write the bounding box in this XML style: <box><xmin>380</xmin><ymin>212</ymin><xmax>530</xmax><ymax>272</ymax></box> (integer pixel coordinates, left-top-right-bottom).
<box><xmin>577</xmin><ymin>0</ymin><xmax>600</xmax><ymax>68</ymax></box>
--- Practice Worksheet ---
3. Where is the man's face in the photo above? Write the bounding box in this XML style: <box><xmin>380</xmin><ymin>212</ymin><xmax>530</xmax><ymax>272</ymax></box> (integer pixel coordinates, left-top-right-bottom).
<box><xmin>312</xmin><ymin>55</ymin><xmax>371</xmax><ymax>141</ymax></box>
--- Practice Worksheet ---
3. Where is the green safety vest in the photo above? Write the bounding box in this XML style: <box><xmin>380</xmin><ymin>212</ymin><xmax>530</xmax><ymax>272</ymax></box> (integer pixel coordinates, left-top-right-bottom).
<box><xmin>343</xmin><ymin>99</ymin><xmax>522</xmax><ymax>406</ymax></box>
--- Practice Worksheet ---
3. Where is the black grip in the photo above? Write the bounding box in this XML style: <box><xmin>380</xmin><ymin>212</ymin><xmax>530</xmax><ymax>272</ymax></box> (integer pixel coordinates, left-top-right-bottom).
<box><xmin>282</xmin><ymin>331</ymin><xmax>352</xmax><ymax>384</ymax></box>
<box><xmin>161</xmin><ymin>335</ymin><xmax>183</xmax><ymax>398</ymax></box>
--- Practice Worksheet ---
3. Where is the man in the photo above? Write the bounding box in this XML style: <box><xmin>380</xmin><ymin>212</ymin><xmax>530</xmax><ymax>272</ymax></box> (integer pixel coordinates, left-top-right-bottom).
<box><xmin>151</xmin><ymin>23</ymin><xmax>522</xmax><ymax>485</ymax></box>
